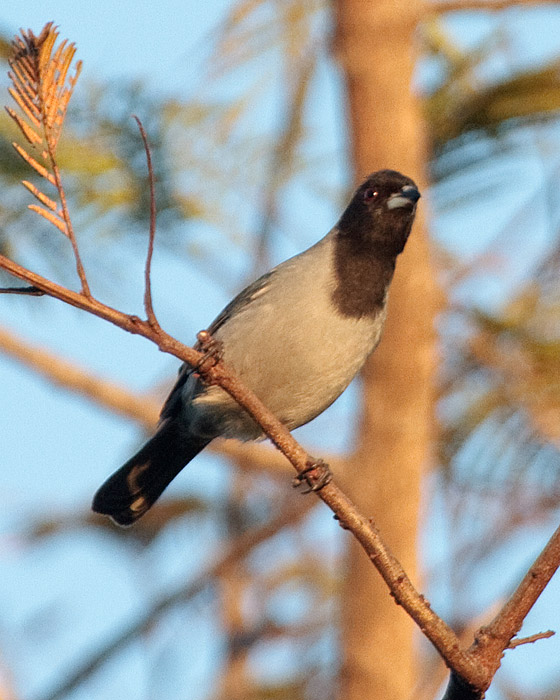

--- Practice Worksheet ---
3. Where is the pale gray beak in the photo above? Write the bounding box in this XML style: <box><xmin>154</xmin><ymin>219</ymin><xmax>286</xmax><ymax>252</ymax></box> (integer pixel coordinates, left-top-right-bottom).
<box><xmin>387</xmin><ymin>185</ymin><xmax>421</xmax><ymax>210</ymax></box>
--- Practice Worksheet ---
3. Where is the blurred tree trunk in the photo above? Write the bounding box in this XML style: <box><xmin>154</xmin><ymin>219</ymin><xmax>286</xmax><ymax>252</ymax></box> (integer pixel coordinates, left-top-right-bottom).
<box><xmin>334</xmin><ymin>2</ymin><xmax>436</xmax><ymax>699</ymax></box>
<box><xmin>217</xmin><ymin>476</ymin><xmax>253</xmax><ymax>700</ymax></box>
<box><xmin>217</xmin><ymin>567</ymin><xmax>252</xmax><ymax>700</ymax></box>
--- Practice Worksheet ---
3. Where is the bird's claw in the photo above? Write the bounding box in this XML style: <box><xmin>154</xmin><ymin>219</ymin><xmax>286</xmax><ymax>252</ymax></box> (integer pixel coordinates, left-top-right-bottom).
<box><xmin>196</xmin><ymin>330</ymin><xmax>224</xmax><ymax>372</ymax></box>
<box><xmin>292</xmin><ymin>458</ymin><xmax>332</xmax><ymax>494</ymax></box>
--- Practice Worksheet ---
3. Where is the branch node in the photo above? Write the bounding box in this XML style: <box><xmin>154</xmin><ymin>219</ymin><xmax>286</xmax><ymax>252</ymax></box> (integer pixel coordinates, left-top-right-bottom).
<box><xmin>332</xmin><ymin>513</ymin><xmax>351</xmax><ymax>530</ymax></box>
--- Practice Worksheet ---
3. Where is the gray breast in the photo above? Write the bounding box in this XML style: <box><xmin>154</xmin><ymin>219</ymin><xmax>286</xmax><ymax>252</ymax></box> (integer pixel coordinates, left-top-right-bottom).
<box><xmin>188</xmin><ymin>234</ymin><xmax>387</xmax><ymax>439</ymax></box>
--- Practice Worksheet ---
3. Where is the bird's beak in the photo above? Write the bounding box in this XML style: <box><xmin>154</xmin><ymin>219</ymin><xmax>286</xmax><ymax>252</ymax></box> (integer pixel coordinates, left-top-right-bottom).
<box><xmin>387</xmin><ymin>185</ymin><xmax>421</xmax><ymax>210</ymax></box>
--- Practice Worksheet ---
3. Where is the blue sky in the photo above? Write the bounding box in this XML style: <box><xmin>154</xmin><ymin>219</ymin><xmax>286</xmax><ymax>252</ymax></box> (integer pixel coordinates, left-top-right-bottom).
<box><xmin>1</xmin><ymin>0</ymin><xmax>227</xmax><ymax>91</ymax></box>
<box><xmin>0</xmin><ymin>4</ymin><xmax>349</xmax><ymax>699</ymax></box>
<box><xmin>1</xmin><ymin>2</ymin><xmax>560</xmax><ymax>700</ymax></box>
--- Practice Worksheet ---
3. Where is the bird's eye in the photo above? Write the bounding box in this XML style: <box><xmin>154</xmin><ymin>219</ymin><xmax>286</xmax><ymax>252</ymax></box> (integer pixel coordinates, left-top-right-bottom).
<box><xmin>363</xmin><ymin>188</ymin><xmax>378</xmax><ymax>202</ymax></box>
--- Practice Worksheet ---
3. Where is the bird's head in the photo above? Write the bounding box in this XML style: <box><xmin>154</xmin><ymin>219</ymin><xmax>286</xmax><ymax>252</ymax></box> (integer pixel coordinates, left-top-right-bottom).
<box><xmin>338</xmin><ymin>169</ymin><xmax>421</xmax><ymax>257</ymax></box>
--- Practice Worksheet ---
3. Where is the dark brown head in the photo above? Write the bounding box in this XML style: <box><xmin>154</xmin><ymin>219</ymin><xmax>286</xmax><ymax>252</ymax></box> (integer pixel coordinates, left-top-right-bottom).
<box><xmin>332</xmin><ymin>170</ymin><xmax>420</xmax><ymax>318</ymax></box>
<box><xmin>337</xmin><ymin>169</ymin><xmax>420</xmax><ymax>258</ymax></box>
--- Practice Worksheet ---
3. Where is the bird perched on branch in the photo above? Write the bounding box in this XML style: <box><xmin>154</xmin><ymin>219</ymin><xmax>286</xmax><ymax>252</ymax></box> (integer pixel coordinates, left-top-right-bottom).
<box><xmin>93</xmin><ymin>169</ymin><xmax>421</xmax><ymax>525</ymax></box>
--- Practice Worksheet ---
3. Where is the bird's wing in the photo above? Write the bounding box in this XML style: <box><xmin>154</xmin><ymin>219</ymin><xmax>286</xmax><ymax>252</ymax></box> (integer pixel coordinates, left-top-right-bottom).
<box><xmin>158</xmin><ymin>363</ymin><xmax>195</xmax><ymax>424</ymax></box>
<box><xmin>158</xmin><ymin>269</ymin><xmax>276</xmax><ymax>424</ymax></box>
<box><xmin>205</xmin><ymin>269</ymin><xmax>275</xmax><ymax>336</ymax></box>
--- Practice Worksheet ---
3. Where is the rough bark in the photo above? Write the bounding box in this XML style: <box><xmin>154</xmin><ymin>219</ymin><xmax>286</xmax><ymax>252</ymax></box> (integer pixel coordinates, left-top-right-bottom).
<box><xmin>334</xmin><ymin>2</ymin><xmax>437</xmax><ymax>699</ymax></box>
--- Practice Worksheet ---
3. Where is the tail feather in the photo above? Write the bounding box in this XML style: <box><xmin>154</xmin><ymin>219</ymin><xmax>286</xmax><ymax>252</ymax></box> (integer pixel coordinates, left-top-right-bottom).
<box><xmin>92</xmin><ymin>424</ymin><xmax>209</xmax><ymax>526</ymax></box>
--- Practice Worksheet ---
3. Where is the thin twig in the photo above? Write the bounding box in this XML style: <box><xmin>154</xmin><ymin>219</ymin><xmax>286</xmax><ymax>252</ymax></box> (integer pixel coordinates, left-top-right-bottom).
<box><xmin>48</xmin><ymin>152</ymin><xmax>91</xmax><ymax>297</ymax></box>
<box><xmin>133</xmin><ymin>114</ymin><xmax>160</xmax><ymax>329</ymax></box>
<box><xmin>507</xmin><ymin>630</ymin><xmax>555</xmax><ymax>648</ymax></box>
<box><xmin>8</xmin><ymin>24</ymin><xmax>91</xmax><ymax>298</ymax></box>
<box><xmin>0</xmin><ymin>285</ymin><xmax>45</xmax><ymax>295</ymax></box>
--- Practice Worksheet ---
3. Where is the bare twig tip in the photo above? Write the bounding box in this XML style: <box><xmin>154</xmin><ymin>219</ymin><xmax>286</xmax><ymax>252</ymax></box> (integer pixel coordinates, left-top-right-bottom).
<box><xmin>508</xmin><ymin>630</ymin><xmax>555</xmax><ymax>649</ymax></box>
<box><xmin>133</xmin><ymin>115</ymin><xmax>160</xmax><ymax>329</ymax></box>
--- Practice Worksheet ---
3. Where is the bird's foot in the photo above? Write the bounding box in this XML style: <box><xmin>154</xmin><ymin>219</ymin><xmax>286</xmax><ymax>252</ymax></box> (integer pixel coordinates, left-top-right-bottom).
<box><xmin>195</xmin><ymin>330</ymin><xmax>224</xmax><ymax>372</ymax></box>
<box><xmin>292</xmin><ymin>458</ymin><xmax>332</xmax><ymax>494</ymax></box>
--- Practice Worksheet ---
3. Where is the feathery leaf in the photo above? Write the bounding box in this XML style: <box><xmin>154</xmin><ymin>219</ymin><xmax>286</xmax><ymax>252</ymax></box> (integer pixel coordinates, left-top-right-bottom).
<box><xmin>22</xmin><ymin>180</ymin><xmax>59</xmax><ymax>212</ymax></box>
<box><xmin>5</xmin><ymin>106</ymin><xmax>42</xmax><ymax>145</ymax></box>
<box><xmin>7</xmin><ymin>22</ymin><xmax>81</xmax><ymax>163</ymax></box>
<box><xmin>5</xmin><ymin>21</ymin><xmax>87</xmax><ymax>281</ymax></box>
<box><xmin>11</xmin><ymin>141</ymin><xmax>55</xmax><ymax>185</ymax></box>
<box><xmin>28</xmin><ymin>204</ymin><xmax>68</xmax><ymax>235</ymax></box>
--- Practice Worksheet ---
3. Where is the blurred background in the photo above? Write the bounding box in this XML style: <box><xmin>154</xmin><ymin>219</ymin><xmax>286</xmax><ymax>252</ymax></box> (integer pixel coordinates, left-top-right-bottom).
<box><xmin>0</xmin><ymin>1</ymin><xmax>559</xmax><ymax>699</ymax></box>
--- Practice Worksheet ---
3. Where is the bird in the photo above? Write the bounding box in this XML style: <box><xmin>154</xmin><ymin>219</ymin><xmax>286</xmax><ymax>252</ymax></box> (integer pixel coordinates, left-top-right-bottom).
<box><xmin>92</xmin><ymin>169</ymin><xmax>421</xmax><ymax>526</ymax></box>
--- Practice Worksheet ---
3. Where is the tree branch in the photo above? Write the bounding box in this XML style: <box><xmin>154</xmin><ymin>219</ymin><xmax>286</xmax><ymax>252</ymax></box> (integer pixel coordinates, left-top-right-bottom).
<box><xmin>0</xmin><ymin>323</ymin><xmax>159</xmax><ymax>428</ymax></box>
<box><xmin>471</xmin><ymin>522</ymin><xmax>560</xmax><ymax>667</ymax></box>
<box><xmin>3</xmin><ymin>247</ymin><xmax>559</xmax><ymax>698</ymax></box>
<box><xmin>50</xmin><ymin>154</ymin><xmax>91</xmax><ymax>297</ymax></box>
<box><xmin>441</xmin><ymin>522</ymin><xmax>560</xmax><ymax>699</ymax></box>
<box><xmin>0</xmin><ymin>252</ymin><xmax>473</xmax><ymax>684</ymax></box>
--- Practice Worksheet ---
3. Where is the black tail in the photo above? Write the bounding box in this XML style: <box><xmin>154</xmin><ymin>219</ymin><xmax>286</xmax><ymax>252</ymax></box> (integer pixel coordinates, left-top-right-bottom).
<box><xmin>92</xmin><ymin>423</ymin><xmax>209</xmax><ymax>526</ymax></box>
